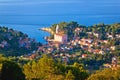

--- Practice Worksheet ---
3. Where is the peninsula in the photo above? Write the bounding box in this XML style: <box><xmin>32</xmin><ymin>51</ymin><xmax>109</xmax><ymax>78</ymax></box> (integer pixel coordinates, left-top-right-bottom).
<box><xmin>40</xmin><ymin>27</ymin><xmax>54</xmax><ymax>34</ymax></box>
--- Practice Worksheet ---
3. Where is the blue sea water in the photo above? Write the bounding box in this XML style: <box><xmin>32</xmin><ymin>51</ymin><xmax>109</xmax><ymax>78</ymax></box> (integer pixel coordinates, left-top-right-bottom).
<box><xmin>0</xmin><ymin>24</ymin><xmax>50</xmax><ymax>43</ymax></box>
<box><xmin>0</xmin><ymin>0</ymin><xmax>120</xmax><ymax>43</ymax></box>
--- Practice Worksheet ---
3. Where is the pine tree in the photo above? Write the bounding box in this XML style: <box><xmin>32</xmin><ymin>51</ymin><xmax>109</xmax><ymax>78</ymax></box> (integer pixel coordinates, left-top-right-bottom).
<box><xmin>65</xmin><ymin>70</ymin><xmax>75</xmax><ymax>80</ymax></box>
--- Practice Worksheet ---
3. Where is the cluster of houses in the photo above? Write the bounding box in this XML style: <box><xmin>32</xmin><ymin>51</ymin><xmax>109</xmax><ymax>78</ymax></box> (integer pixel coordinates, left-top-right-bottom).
<box><xmin>0</xmin><ymin>34</ymin><xmax>37</xmax><ymax>50</ymax></box>
<box><xmin>18</xmin><ymin>37</ymin><xmax>37</xmax><ymax>49</ymax></box>
<box><xmin>0</xmin><ymin>27</ymin><xmax>39</xmax><ymax>56</ymax></box>
<box><xmin>35</xmin><ymin>25</ymin><xmax>120</xmax><ymax>61</ymax></box>
<box><xmin>20</xmin><ymin>25</ymin><xmax>120</xmax><ymax>65</ymax></box>
<box><xmin>0</xmin><ymin>40</ymin><xmax>8</xmax><ymax>48</ymax></box>
<box><xmin>103</xmin><ymin>56</ymin><xmax>120</xmax><ymax>70</ymax></box>
<box><xmin>0</xmin><ymin>26</ymin><xmax>119</xmax><ymax>67</ymax></box>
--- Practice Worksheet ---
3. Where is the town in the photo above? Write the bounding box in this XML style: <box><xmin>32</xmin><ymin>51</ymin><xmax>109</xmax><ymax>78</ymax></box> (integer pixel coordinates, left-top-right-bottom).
<box><xmin>0</xmin><ymin>22</ymin><xmax>120</xmax><ymax>80</ymax></box>
<box><xmin>20</xmin><ymin>22</ymin><xmax>120</xmax><ymax>70</ymax></box>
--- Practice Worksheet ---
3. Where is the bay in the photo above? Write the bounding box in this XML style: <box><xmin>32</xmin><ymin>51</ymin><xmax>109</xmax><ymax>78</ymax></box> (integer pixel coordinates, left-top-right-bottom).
<box><xmin>0</xmin><ymin>24</ymin><xmax>50</xmax><ymax>44</ymax></box>
<box><xmin>0</xmin><ymin>14</ymin><xmax>120</xmax><ymax>43</ymax></box>
<box><xmin>0</xmin><ymin>0</ymin><xmax>120</xmax><ymax>43</ymax></box>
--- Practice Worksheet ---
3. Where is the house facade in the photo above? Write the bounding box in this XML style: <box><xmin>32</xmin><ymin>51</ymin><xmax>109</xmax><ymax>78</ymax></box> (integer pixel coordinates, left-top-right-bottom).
<box><xmin>54</xmin><ymin>25</ymin><xmax>67</xmax><ymax>43</ymax></box>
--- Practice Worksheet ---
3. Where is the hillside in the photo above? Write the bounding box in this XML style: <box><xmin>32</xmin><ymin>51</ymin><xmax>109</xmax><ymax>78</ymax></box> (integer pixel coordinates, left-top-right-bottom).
<box><xmin>0</xmin><ymin>22</ymin><xmax>120</xmax><ymax>80</ymax></box>
<box><xmin>0</xmin><ymin>26</ymin><xmax>42</xmax><ymax>56</ymax></box>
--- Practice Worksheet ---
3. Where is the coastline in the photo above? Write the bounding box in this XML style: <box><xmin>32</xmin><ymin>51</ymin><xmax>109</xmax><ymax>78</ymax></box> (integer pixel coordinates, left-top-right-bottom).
<box><xmin>0</xmin><ymin>24</ymin><xmax>50</xmax><ymax>43</ymax></box>
<box><xmin>40</xmin><ymin>27</ymin><xmax>54</xmax><ymax>35</ymax></box>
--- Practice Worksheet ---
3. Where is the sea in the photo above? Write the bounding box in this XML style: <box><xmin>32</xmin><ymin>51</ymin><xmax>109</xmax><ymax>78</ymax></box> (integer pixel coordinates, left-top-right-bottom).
<box><xmin>0</xmin><ymin>0</ymin><xmax>120</xmax><ymax>43</ymax></box>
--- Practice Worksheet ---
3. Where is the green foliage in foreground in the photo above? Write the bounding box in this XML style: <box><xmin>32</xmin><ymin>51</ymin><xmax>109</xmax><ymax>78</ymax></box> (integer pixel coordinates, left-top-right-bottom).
<box><xmin>1</xmin><ymin>54</ymin><xmax>120</xmax><ymax>80</ymax></box>
<box><xmin>87</xmin><ymin>68</ymin><xmax>120</xmax><ymax>80</ymax></box>
<box><xmin>0</xmin><ymin>55</ymin><xmax>25</xmax><ymax>80</ymax></box>
<box><xmin>23</xmin><ymin>54</ymin><xmax>88</xmax><ymax>80</ymax></box>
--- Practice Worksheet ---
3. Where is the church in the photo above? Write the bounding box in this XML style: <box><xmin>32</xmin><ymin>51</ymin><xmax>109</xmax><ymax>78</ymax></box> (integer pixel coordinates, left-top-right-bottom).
<box><xmin>54</xmin><ymin>25</ymin><xmax>67</xmax><ymax>43</ymax></box>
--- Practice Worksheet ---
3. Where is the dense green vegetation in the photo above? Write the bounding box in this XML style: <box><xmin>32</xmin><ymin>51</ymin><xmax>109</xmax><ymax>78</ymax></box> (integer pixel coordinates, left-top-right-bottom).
<box><xmin>50</xmin><ymin>21</ymin><xmax>86</xmax><ymax>40</ymax></box>
<box><xmin>23</xmin><ymin>54</ymin><xmax>88</xmax><ymax>80</ymax></box>
<box><xmin>88</xmin><ymin>68</ymin><xmax>120</xmax><ymax>80</ymax></box>
<box><xmin>0</xmin><ymin>54</ymin><xmax>120</xmax><ymax>80</ymax></box>
<box><xmin>0</xmin><ymin>55</ymin><xmax>25</xmax><ymax>80</ymax></box>
<box><xmin>0</xmin><ymin>54</ymin><xmax>88</xmax><ymax>80</ymax></box>
<box><xmin>0</xmin><ymin>22</ymin><xmax>120</xmax><ymax>80</ymax></box>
